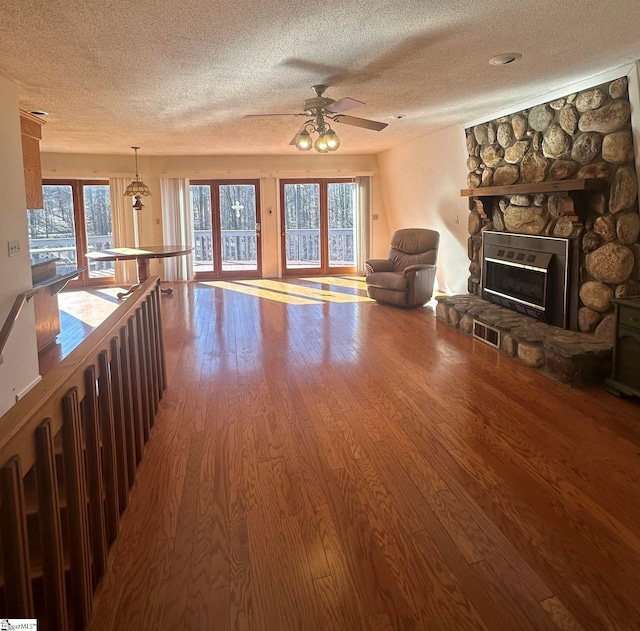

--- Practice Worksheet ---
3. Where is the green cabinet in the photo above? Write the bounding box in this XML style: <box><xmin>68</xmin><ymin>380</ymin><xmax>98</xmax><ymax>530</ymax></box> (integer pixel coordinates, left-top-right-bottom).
<box><xmin>605</xmin><ymin>296</ymin><xmax>640</xmax><ymax>398</ymax></box>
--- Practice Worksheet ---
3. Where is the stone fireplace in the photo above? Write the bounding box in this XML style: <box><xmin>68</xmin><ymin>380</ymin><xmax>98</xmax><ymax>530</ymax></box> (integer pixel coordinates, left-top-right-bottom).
<box><xmin>463</xmin><ymin>75</ymin><xmax>640</xmax><ymax>339</ymax></box>
<box><xmin>435</xmin><ymin>75</ymin><xmax>640</xmax><ymax>386</ymax></box>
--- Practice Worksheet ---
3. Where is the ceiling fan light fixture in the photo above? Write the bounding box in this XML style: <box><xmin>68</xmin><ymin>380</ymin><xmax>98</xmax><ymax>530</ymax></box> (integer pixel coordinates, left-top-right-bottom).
<box><xmin>294</xmin><ymin>130</ymin><xmax>313</xmax><ymax>151</ymax></box>
<box><xmin>323</xmin><ymin>129</ymin><xmax>340</xmax><ymax>151</ymax></box>
<box><xmin>247</xmin><ymin>86</ymin><xmax>385</xmax><ymax>153</ymax></box>
<box><xmin>314</xmin><ymin>133</ymin><xmax>330</xmax><ymax>153</ymax></box>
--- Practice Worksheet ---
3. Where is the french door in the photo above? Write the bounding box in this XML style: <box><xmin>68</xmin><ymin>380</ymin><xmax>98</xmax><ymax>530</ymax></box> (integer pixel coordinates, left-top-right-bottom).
<box><xmin>280</xmin><ymin>179</ymin><xmax>357</xmax><ymax>276</ymax></box>
<box><xmin>189</xmin><ymin>180</ymin><xmax>262</xmax><ymax>279</ymax></box>
<box><xmin>27</xmin><ymin>179</ymin><xmax>115</xmax><ymax>286</ymax></box>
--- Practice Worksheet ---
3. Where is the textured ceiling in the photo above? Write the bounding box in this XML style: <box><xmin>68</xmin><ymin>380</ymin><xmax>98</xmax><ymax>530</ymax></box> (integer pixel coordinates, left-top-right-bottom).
<box><xmin>2</xmin><ymin>0</ymin><xmax>640</xmax><ymax>156</ymax></box>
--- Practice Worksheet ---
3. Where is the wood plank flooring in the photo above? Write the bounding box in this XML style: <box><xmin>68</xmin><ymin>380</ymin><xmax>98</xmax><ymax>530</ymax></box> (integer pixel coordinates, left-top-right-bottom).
<box><xmin>38</xmin><ymin>287</ymin><xmax>122</xmax><ymax>376</ymax></box>
<box><xmin>80</xmin><ymin>278</ymin><xmax>640</xmax><ymax>631</ymax></box>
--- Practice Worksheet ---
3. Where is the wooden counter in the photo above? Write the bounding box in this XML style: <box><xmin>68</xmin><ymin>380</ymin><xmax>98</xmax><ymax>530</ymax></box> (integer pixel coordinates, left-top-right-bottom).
<box><xmin>32</xmin><ymin>269</ymin><xmax>84</xmax><ymax>351</ymax></box>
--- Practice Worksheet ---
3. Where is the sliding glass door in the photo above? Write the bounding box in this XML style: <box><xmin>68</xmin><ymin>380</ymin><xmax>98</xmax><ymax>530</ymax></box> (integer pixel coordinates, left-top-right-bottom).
<box><xmin>190</xmin><ymin>180</ymin><xmax>262</xmax><ymax>279</ymax></box>
<box><xmin>280</xmin><ymin>179</ymin><xmax>357</xmax><ymax>276</ymax></box>
<box><xmin>27</xmin><ymin>179</ymin><xmax>114</xmax><ymax>285</ymax></box>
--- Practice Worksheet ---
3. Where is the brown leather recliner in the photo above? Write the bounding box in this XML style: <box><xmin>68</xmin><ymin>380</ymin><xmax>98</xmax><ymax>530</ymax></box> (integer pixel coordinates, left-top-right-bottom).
<box><xmin>365</xmin><ymin>228</ymin><xmax>439</xmax><ymax>307</ymax></box>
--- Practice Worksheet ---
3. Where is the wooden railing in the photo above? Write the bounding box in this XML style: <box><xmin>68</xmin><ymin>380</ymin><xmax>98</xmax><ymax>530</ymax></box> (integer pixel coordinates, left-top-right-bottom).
<box><xmin>0</xmin><ymin>288</ymin><xmax>38</xmax><ymax>361</ymax></box>
<box><xmin>0</xmin><ymin>277</ymin><xmax>166</xmax><ymax>629</ymax></box>
<box><xmin>0</xmin><ymin>269</ymin><xmax>83</xmax><ymax>362</ymax></box>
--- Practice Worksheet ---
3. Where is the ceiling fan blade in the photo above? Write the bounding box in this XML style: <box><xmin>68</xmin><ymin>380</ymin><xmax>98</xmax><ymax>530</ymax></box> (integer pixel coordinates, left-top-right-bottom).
<box><xmin>326</xmin><ymin>97</ymin><xmax>364</xmax><ymax>113</ymax></box>
<box><xmin>335</xmin><ymin>115</ymin><xmax>388</xmax><ymax>131</ymax></box>
<box><xmin>243</xmin><ymin>113</ymin><xmax>301</xmax><ymax>118</ymax></box>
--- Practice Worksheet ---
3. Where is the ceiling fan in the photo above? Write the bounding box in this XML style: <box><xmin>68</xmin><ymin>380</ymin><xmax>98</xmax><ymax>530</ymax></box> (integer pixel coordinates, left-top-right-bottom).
<box><xmin>243</xmin><ymin>84</ymin><xmax>388</xmax><ymax>152</ymax></box>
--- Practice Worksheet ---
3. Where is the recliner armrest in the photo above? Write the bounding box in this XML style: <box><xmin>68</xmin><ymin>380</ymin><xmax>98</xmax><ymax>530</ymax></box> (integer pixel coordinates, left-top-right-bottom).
<box><xmin>403</xmin><ymin>264</ymin><xmax>436</xmax><ymax>275</ymax></box>
<box><xmin>365</xmin><ymin>259</ymin><xmax>394</xmax><ymax>274</ymax></box>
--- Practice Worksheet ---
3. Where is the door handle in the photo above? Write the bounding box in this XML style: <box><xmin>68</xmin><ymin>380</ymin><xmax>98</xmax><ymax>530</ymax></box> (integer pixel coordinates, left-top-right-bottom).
<box><xmin>255</xmin><ymin>223</ymin><xmax>260</xmax><ymax>235</ymax></box>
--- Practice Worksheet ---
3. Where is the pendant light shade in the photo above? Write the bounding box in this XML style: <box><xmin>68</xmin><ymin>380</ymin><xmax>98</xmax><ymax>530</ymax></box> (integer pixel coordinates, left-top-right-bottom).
<box><xmin>124</xmin><ymin>146</ymin><xmax>152</xmax><ymax>210</ymax></box>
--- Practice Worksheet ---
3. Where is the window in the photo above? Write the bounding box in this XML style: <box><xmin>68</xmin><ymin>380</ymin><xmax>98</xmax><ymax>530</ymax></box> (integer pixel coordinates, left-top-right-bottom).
<box><xmin>280</xmin><ymin>179</ymin><xmax>357</xmax><ymax>275</ymax></box>
<box><xmin>28</xmin><ymin>180</ymin><xmax>115</xmax><ymax>285</ymax></box>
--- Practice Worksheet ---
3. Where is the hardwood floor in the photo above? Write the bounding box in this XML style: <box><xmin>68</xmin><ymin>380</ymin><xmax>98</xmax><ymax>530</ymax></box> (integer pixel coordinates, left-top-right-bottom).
<box><xmin>80</xmin><ymin>278</ymin><xmax>640</xmax><ymax>631</ymax></box>
<box><xmin>38</xmin><ymin>287</ymin><xmax>122</xmax><ymax>376</ymax></box>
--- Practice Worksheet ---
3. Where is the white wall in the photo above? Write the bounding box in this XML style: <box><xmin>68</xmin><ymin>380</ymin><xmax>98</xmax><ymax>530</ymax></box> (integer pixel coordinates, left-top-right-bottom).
<box><xmin>628</xmin><ymin>61</ymin><xmax>640</xmax><ymax>197</ymax></box>
<box><xmin>376</xmin><ymin>125</ymin><xmax>470</xmax><ymax>294</ymax></box>
<box><xmin>42</xmin><ymin>152</ymin><xmax>387</xmax><ymax>277</ymax></box>
<box><xmin>0</xmin><ymin>76</ymin><xmax>40</xmax><ymax>416</ymax></box>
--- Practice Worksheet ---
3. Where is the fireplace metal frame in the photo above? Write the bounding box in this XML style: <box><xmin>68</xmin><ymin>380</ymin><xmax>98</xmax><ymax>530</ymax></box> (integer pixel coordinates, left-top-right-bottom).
<box><xmin>481</xmin><ymin>231</ymin><xmax>579</xmax><ymax>329</ymax></box>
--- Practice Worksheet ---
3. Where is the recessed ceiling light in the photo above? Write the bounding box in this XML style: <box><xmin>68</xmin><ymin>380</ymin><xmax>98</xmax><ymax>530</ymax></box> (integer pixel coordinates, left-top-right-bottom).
<box><xmin>29</xmin><ymin>110</ymin><xmax>49</xmax><ymax>116</ymax></box>
<box><xmin>488</xmin><ymin>53</ymin><xmax>522</xmax><ymax>66</ymax></box>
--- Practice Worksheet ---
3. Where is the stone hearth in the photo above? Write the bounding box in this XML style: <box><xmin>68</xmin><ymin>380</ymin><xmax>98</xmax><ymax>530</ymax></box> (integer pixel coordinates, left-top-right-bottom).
<box><xmin>435</xmin><ymin>294</ymin><xmax>612</xmax><ymax>387</ymax></box>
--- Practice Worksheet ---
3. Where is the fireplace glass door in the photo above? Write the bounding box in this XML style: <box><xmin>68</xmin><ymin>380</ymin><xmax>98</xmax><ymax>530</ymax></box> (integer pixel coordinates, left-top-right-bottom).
<box><xmin>484</xmin><ymin>259</ymin><xmax>548</xmax><ymax>312</ymax></box>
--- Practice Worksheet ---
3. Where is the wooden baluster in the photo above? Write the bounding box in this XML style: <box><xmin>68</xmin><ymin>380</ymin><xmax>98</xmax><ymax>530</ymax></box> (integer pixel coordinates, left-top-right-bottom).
<box><xmin>110</xmin><ymin>335</ymin><xmax>130</xmax><ymax>510</ymax></box>
<box><xmin>0</xmin><ymin>455</ymin><xmax>34</xmax><ymax>618</ymax></box>
<box><xmin>61</xmin><ymin>387</ymin><xmax>92</xmax><ymax>628</ymax></box>
<box><xmin>83</xmin><ymin>365</ymin><xmax>108</xmax><ymax>580</ymax></box>
<box><xmin>135</xmin><ymin>307</ymin><xmax>151</xmax><ymax>443</ymax></box>
<box><xmin>153</xmin><ymin>283</ymin><xmax>168</xmax><ymax>391</ymax></box>
<box><xmin>140</xmin><ymin>300</ymin><xmax>156</xmax><ymax>429</ymax></box>
<box><xmin>128</xmin><ymin>316</ymin><xmax>145</xmax><ymax>464</ymax></box>
<box><xmin>35</xmin><ymin>418</ymin><xmax>68</xmax><ymax>631</ymax></box>
<box><xmin>150</xmin><ymin>284</ymin><xmax>165</xmax><ymax>398</ymax></box>
<box><xmin>141</xmin><ymin>299</ymin><xmax>158</xmax><ymax>421</ymax></box>
<box><xmin>98</xmin><ymin>350</ymin><xmax>119</xmax><ymax>545</ymax></box>
<box><xmin>119</xmin><ymin>325</ymin><xmax>138</xmax><ymax>479</ymax></box>
<box><xmin>144</xmin><ymin>296</ymin><xmax>160</xmax><ymax>415</ymax></box>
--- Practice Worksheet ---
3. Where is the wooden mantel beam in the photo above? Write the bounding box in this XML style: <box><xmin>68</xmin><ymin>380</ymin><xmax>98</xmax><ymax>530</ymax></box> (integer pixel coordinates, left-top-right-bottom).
<box><xmin>460</xmin><ymin>178</ymin><xmax>606</xmax><ymax>198</ymax></box>
<box><xmin>460</xmin><ymin>178</ymin><xmax>606</xmax><ymax>223</ymax></box>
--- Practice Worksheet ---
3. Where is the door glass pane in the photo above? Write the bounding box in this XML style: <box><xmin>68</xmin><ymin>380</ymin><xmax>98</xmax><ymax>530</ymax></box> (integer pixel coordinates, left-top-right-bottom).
<box><xmin>328</xmin><ymin>182</ymin><xmax>356</xmax><ymax>267</ymax></box>
<box><xmin>83</xmin><ymin>184</ymin><xmax>114</xmax><ymax>278</ymax></box>
<box><xmin>219</xmin><ymin>184</ymin><xmax>257</xmax><ymax>272</ymax></box>
<box><xmin>190</xmin><ymin>185</ymin><xmax>214</xmax><ymax>272</ymax></box>
<box><xmin>27</xmin><ymin>184</ymin><xmax>78</xmax><ymax>275</ymax></box>
<box><xmin>284</xmin><ymin>183</ymin><xmax>320</xmax><ymax>269</ymax></box>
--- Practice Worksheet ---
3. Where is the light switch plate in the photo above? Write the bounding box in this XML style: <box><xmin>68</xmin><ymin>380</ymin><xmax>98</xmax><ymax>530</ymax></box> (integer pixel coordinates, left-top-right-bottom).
<box><xmin>8</xmin><ymin>240</ymin><xmax>20</xmax><ymax>256</ymax></box>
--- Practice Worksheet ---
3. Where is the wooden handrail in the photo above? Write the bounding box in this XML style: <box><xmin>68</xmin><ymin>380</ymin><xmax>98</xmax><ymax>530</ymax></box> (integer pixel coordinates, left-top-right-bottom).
<box><xmin>0</xmin><ymin>277</ymin><xmax>166</xmax><ymax>627</ymax></box>
<box><xmin>0</xmin><ymin>268</ymin><xmax>83</xmax><ymax>360</ymax></box>
<box><xmin>0</xmin><ymin>290</ymin><xmax>36</xmax><ymax>360</ymax></box>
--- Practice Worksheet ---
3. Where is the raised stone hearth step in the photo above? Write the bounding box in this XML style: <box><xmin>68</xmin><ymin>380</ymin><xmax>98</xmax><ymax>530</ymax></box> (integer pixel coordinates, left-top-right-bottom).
<box><xmin>435</xmin><ymin>295</ymin><xmax>612</xmax><ymax>387</ymax></box>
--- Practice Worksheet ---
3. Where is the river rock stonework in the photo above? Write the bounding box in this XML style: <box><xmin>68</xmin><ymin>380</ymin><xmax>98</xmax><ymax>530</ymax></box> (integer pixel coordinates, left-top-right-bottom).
<box><xmin>464</xmin><ymin>76</ymin><xmax>640</xmax><ymax>341</ymax></box>
<box><xmin>435</xmin><ymin>295</ymin><xmax>612</xmax><ymax>387</ymax></box>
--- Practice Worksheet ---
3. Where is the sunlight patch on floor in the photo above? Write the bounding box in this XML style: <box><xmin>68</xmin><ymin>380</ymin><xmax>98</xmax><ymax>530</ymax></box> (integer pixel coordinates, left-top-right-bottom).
<box><xmin>235</xmin><ymin>279</ymin><xmax>373</xmax><ymax>303</ymax></box>
<box><xmin>200</xmin><ymin>281</ymin><xmax>321</xmax><ymax>305</ymax></box>
<box><xmin>299</xmin><ymin>276</ymin><xmax>368</xmax><ymax>292</ymax></box>
<box><xmin>58</xmin><ymin>287</ymin><xmax>122</xmax><ymax>327</ymax></box>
